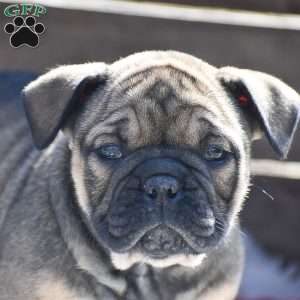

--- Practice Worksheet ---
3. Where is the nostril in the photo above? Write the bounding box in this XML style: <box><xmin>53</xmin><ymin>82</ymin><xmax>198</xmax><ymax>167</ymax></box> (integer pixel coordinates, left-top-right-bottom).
<box><xmin>148</xmin><ymin>188</ymin><xmax>158</xmax><ymax>199</ymax></box>
<box><xmin>167</xmin><ymin>188</ymin><xmax>177</xmax><ymax>198</ymax></box>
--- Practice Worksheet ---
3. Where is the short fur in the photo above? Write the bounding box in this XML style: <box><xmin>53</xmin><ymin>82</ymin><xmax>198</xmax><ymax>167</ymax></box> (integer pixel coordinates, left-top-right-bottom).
<box><xmin>0</xmin><ymin>51</ymin><xmax>299</xmax><ymax>300</ymax></box>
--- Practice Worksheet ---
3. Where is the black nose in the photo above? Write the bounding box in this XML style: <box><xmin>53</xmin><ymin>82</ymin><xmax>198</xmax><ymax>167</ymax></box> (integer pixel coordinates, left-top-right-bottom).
<box><xmin>144</xmin><ymin>175</ymin><xmax>179</xmax><ymax>200</ymax></box>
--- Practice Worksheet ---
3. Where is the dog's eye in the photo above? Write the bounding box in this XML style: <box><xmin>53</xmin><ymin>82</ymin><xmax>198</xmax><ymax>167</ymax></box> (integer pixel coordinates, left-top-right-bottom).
<box><xmin>204</xmin><ymin>144</ymin><xmax>227</xmax><ymax>161</ymax></box>
<box><xmin>97</xmin><ymin>144</ymin><xmax>122</xmax><ymax>159</ymax></box>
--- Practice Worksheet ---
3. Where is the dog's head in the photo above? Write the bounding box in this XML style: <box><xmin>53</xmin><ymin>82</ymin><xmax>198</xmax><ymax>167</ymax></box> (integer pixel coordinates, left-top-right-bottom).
<box><xmin>23</xmin><ymin>51</ymin><xmax>300</xmax><ymax>269</ymax></box>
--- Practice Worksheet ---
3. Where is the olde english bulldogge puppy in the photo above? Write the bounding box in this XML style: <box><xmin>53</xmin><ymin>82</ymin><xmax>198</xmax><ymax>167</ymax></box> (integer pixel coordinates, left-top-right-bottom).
<box><xmin>0</xmin><ymin>51</ymin><xmax>299</xmax><ymax>300</ymax></box>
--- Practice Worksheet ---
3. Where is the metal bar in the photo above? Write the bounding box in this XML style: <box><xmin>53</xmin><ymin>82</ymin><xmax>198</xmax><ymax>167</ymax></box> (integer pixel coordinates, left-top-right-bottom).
<box><xmin>251</xmin><ymin>159</ymin><xmax>300</xmax><ymax>179</ymax></box>
<box><xmin>1</xmin><ymin>0</ymin><xmax>300</xmax><ymax>30</ymax></box>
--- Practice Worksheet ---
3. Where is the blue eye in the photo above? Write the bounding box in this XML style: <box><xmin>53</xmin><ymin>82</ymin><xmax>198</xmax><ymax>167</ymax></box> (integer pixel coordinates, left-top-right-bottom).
<box><xmin>204</xmin><ymin>144</ymin><xmax>227</xmax><ymax>161</ymax></box>
<box><xmin>97</xmin><ymin>144</ymin><xmax>122</xmax><ymax>159</ymax></box>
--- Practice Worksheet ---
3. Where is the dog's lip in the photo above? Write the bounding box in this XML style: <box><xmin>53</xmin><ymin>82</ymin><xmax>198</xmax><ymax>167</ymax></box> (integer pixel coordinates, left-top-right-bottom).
<box><xmin>100</xmin><ymin>210</ymin><xmax>215</xmax><ymax>253</ymax></box>
<box><xmin>137</xmin><ymin>224</ymin><xmax>198</xmax><ymax>255</ymax></box>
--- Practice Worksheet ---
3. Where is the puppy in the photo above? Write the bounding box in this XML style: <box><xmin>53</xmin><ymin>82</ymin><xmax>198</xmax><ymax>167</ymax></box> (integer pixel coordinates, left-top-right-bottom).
<box><xmin>0</xmin><ymin>51</ymin><xmax>299</xmax><ymax>300</ymax></box>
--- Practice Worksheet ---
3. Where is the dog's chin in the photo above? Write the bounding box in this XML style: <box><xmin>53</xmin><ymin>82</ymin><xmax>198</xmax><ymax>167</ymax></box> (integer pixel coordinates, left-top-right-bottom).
<box><xmin>109</xmin><ymin>225</ymin><xmax>207</xmax><ymax>270</ymax></box>
<box><xmin>110</xmin><ymin>251</ymin><xmax>207</xmax><ymax>270</ymax></box>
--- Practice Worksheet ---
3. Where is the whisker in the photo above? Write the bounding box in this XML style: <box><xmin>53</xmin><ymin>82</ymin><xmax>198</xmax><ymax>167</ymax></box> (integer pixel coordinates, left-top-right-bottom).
<box><xmin>239</xmin><ymin>229</ymin><xmax>247</xmax><ymax>237</ymax></box>
<box><xmin>215</xmin><ymin>219</ymin><xmax>224</xmax><ymax>226</ymax></box>
<box><xmin>215</xmin><ymin>225</ymin><xmax>225</xmax><ymax>233</ymax></box>
<box><xmin>215</xmin><ymin>222</ymin><xmax>224</xmax><ymax>228</ymax></box>
<box><xmin>252</xmin><ymin>184</ymin><xmax>274</xmax><ymax>201</ymax></box>
<box><xmin>215</xmin><ymin>219</ymin><xmax>225</xmax><ymax>233</ymax></box>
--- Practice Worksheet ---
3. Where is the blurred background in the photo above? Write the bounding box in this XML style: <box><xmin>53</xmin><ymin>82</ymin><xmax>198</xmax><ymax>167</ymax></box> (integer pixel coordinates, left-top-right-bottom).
<box><xmin>0</xmin><ymin>0</ymin><xmax>300</xmax><ymax>298</ymax></box>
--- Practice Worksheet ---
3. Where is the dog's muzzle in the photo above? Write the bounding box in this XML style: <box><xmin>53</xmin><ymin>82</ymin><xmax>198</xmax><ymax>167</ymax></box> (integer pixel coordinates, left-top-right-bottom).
<box><xmin>93</xmin><ymin>148</ymin><xmax>225</xmax><ymax>258</ymax></box>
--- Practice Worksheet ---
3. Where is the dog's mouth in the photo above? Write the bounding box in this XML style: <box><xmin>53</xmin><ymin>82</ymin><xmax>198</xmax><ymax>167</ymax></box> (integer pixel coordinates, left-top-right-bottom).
<box><xmin>137</xmin><ymin>225</ymin><xmax>196</xmax><ymax>258</ymax></box>
<box><xmin>96</xmin><ymin>186</ymin><xmax>223</xmax><ymax>257</ymax></box>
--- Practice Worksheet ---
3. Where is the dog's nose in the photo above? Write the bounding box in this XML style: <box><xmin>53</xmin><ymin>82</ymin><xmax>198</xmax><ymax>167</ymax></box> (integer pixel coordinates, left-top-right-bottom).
<box><xmin>144</xmin><ymin>175</ymin><xmax>179</xmax><ymax>200</ymax></box>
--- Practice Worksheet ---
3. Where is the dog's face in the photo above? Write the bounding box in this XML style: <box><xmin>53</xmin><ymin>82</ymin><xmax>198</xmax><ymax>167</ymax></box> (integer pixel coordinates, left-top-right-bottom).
<box><xmin>23</xmin><ymin>51</ymin><xmax>300</xmax><ymax>269</ymax></box>
<box><xmin>70</xmin><ymin>65</ymin><xmax>243</xmax><ymax>269</ymax></box>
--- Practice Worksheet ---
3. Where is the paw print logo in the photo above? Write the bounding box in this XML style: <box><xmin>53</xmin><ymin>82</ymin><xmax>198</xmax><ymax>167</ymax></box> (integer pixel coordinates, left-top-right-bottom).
<box><xmin>4</xmin><ymin>16</ymin><xmax>45</xmax><ymax>48</ymax></box>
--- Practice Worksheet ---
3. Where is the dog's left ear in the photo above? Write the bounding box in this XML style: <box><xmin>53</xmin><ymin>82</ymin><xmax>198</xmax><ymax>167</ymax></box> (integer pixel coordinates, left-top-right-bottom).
<box><xmin>218</xmin><ymin>67</ymin><xmax>300</xmax><ymax>159</ymax></box>
<box><xmin>23</xmin><ymin>63</ymin><xmax>108</xmax><ymax>149</ymax></box>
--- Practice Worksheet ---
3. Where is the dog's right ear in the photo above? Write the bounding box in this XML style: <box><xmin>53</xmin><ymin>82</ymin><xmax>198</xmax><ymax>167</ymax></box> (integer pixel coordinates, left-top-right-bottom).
<box><xmin>22</xmin><ymin>63</ymin><xmax>108</xmax><ymax>149</ymax></box>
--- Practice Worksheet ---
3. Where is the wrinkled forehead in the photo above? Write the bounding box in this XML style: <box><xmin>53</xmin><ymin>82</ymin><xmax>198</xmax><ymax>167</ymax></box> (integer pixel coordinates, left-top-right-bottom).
<box><xmin>77</xmin><ymin>62</ymin><xmax>245</xmax><ymax>151</ymax></box>
<box><xmin>108</xmin><ymin>65</ymin><xmax>211</xmax><ymax>111</ymax></box>
<box><xmin>105</xmin><ymin>51</ymin><xmax>219</xmax><ymax>113</ymax></box>
<box><xmin>101</xmin><ymin>64</ymin><xmax>234</xmax><ymax>128</ymax></box>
